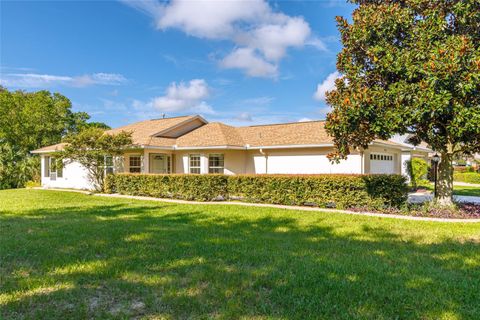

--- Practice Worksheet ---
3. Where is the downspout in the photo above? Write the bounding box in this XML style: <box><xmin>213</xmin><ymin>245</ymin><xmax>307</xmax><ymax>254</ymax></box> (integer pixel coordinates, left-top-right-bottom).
<box><xmin>360</xmin><ymin>150</ymin><xmax>365</xmax><ymax>174</ymax></box>
<box><xmin>259</xmin><ymin>148</ymin><xmax>268</xmax><ymax>174</ymax></box>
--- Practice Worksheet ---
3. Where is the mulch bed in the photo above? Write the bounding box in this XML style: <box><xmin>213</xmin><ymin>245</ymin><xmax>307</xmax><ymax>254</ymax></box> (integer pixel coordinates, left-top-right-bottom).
<box><xmin>351</xmin><ymin>202</ymin><xmax>480</xmax><ymax>219</ymax></box>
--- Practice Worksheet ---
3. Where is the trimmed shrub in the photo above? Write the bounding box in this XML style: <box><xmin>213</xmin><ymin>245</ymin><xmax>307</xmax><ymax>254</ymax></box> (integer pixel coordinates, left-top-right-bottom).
<box><xmin>228</xmin><ymin>174</ymin><xmax>407</xmax><ymax>209</ymax></box>
<box><xmin>454</xmin><ymin>166</ymin><xmax>475</xmax><ymax>173</ymax></box>
<box><xmin>106</xmin><ymin>173</ymin><xmax>408</xmax><ymax>209</ymax></box>
<box><xmin>454</xmin><ymin>172</ymin><xmax>480</xmax><ymax>184</ymax></box>
<box><xmin>406</xmin><ymin>158</ymin><xmax>429</xmax><ymax>189</ymax></box>
<box><xmin>105</xmin><ymin>174</ymin><xmax>228</xmax><ymax>201</ymax></box>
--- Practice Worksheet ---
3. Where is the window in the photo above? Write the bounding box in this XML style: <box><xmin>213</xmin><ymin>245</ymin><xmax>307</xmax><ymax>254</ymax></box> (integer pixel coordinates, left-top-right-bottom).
<box><xmin>44</xmin><ymin>156</ymin><xmax>50</xmax><ymax>177</ymax></box>
<box><xmin>56</xmin><ymin>158</ymin><xmax>63</xmax><ymax>178</ymax></box>
<box><xmin>105</xmin><ymin>156</ymin><xmax>114</xmax><ymax>175</ymax></box>
<box><xmin>208</xmin><ymin>154</ymin><xmax>224</xmax><ymax>174</ymax></box>
<box><xmin>370</xmin><ymin>153</ymin><xmax>393</xmax><ymax>161</ymax></box>
<box><xmin>45</xmin><ymin>156</ymin><xmax>63</xmax><ymax>179</ymax></box>
<box><xmin>189</xmin><ymin>154</ymin><xmax>201</xmax><ymax>174</ymax></box>
<box><xmin>129</xmin><ymin>155</ymin><xmax>142</xmax><ymax>173</ymax></box>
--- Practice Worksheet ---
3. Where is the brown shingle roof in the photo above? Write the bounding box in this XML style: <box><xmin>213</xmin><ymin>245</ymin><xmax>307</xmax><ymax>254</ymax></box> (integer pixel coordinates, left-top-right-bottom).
<box><xmin>31</xmin><ymin>143</ymin><xmax>67</xmax><ymax>153</ymax></box>
<box><xmin>237</xmin><ymin>121</ymin><xmax>333</xmax><ymax>146</ymax></box>
<box><xmin>105</xmin><ymin>115</ymin><xmax>194</xmax><ymax>146</ymax></box>
<box><xmin>176</xmin><ymin>122</ymin><xmax>245</xmax><ymax>147</ymax></box>
<box><xmin>32</xmin><ymin>115</ymin><xmax>422</xmax><ymax>152</ymax></box>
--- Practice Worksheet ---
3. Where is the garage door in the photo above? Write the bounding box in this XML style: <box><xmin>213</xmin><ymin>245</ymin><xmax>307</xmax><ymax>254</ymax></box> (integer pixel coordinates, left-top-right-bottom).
<box><xmin>370</xmin><ymin>153</ymin><xmax>394</xmax><ymax>174</ymax></box>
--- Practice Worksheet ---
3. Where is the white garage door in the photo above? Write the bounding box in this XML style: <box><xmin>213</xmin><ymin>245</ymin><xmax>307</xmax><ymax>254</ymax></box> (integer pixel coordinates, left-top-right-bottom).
<box><xmin>370</xmin><ymin>153</ymin><xmax>394</xmax><ymax>174</ymax></box>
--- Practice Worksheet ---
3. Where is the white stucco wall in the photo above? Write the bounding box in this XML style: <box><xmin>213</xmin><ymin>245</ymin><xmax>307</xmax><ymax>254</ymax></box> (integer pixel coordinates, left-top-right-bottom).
<box><xmin>247</xmin><ymin>148</ymin><xmax>363</xmax><ymax>174</ymax></box>
<box><xmin>40</xmin><ymin>155</ymin><xmax>93</xmax><ymax>190</ymax></box>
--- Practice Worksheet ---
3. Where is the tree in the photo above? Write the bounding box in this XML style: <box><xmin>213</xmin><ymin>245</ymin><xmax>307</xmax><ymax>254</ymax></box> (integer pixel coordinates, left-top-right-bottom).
<box><xmin>325</xmin><ymin>0</ymin><xmax>480</xmax><ymax>206</ymax></box>
<box><xmin>60</xmin><ymin>128</ymin><xmax>132</xmax><ymax>192</ymax></box>
<box><xmin>0</xmin><ymin>87</ymin><xmax>110</xmax><ymax>189</ymax></box>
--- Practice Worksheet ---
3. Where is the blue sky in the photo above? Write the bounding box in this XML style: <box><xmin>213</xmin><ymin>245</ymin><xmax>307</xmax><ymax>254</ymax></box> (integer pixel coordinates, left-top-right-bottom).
<box><xmin>1</xmin><ymin>0</ymin><xmax>355</xmax><ymax>128</ymax></box>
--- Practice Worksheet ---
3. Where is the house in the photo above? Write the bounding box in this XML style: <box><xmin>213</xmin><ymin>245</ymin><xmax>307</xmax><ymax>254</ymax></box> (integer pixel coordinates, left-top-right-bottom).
<box><xmin>31</xmin><ymin>115</ymin><xmax>431</xmax><ymax>190</ymax></box>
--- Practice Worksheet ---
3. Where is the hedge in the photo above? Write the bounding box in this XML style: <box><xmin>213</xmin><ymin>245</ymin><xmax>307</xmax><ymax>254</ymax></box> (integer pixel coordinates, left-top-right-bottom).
<box><xmin>105</xmin><ymin>174</ymin><xmax>228</xmax><ymax>201</ymax></box>
<box><xmin>105</xmin><ymin>173</ymin><xmax>408</xmax><ymax>209</ymax></box>
<box><xmin>453</xmin><ymin>172</ymin><xmax>480</xmax><ymax>184</ymax></box>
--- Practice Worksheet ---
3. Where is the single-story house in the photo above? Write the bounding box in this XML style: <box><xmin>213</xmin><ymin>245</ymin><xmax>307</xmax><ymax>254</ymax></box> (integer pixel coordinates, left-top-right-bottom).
<box><xmin>31</xmin><ymin>115</ymin><xmax>431</xmax><ymax>190</ymax></box>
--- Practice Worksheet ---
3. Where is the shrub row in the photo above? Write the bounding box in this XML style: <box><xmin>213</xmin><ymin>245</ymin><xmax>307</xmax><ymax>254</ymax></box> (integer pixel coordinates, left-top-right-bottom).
<box><xmin>453</xmin><ymin>172</ymin><xmax>480</xmax><ymax>184</ymax></box>
<box><xmin>104</xmin><ymin>174</ymin><xmax>228</xmax><ymax>201</ymax></box>
<box><xmin>105</xmin><ymin>173</ymin><xmax>408</xmax><ymax>209</ymax></box>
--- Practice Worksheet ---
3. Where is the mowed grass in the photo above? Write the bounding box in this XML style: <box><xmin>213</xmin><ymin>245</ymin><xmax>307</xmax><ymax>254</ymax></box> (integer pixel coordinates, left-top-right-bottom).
<box><xmin>1</xmin><ymin>190</ymin><xmax>480</xmax><ymax>320</ymax></box>
<box><xmin>422</xmin><ymin>183</ymin><xmax>480</xmax><ymax>197</ymax></box>
<box><xmin>453</xmin><ymin>185</ymin><xmax>480</xmax><ymax>197</ymax></box>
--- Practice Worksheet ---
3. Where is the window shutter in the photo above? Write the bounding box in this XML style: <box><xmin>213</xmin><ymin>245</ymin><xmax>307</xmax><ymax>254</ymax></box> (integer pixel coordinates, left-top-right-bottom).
<box><xmin>44</xmin><ymin>156</ymin><xmax>50</xmax><ymax>177</ymax></box>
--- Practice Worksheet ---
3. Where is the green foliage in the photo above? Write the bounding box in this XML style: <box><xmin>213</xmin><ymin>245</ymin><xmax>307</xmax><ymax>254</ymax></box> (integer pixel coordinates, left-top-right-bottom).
<box><xmin>105</xmin><ymin>174</ymin><xmax>229</xmax><ymax>201</ymax></box>
<box><xmin>406</xmin><ymin>158</ymin><xmax>429</xmax><ymax>189</ymax></box>
<box><xmin>25</xmin><ymin>180</ymin><xmax>41</xmax><ymax>188</ymax></box>
<box><xmin>106</xmin><ymin>174</ymin><xmax>408</xmax><ymax>209</ymax></box>
<box><xmin>0</xmin><ymin>87</ymin><xmax>107</xmax><ymax>189</ymax></box>
<box><xmin>325</xmin><ymin>0</ymin><xmax>480</xmax><ymax>201</ymax></box>
<box><xmin>453</xmin><ymin>172</ymin><xmax>480</xmax><ymax>184</ymax></box>
<box><xmin>61</xmin><ymin>128</ymin><xmax>132</xmax><ymax>192</ymax></box>
<box><xmin>0</xmin><ymin>143</ymin><xmax>40</xmax><ymax>189</ymax></box>
<box><xmin>454</xmin><ymin>166</ymin><xmax>476</xmax><ymax>173</ymax></box>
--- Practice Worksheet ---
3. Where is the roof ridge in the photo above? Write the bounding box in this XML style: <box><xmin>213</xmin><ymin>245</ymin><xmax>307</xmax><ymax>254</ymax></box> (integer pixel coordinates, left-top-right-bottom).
<box><xmin>149</xmin><ymin>115</ymin><xmax>193</xmax><ymax>121</ymax></box>
<box><xmin>217</xmin><ymin>122</ymin><xmax>245</xmax><ymax>145</ymax></box>
<box><xmin>240</xmin><ymin>119</ymin><xmax>326</xmax><ymax>128</ymax></box>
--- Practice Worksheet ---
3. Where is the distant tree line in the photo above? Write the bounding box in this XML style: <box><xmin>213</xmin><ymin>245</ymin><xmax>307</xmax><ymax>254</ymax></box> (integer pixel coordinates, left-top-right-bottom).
<box><xmin>0</xmin><ymin>87</ymin><xmax>110</xmax><ymax>189</ymax></box>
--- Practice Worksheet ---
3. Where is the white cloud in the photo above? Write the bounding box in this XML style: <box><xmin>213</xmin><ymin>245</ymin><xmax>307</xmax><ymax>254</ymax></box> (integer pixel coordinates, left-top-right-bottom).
<box><xmin>152</xmin><ymin>79</ymin><xmax>209</xmax><ymax>111</ymax></box>
<box><xmin>133</xmin><ymin>79</ymin><xmax>215</xmax><ymax>117</ymax></box>
<box><xmin>122</xmin><ymin>0</ymin><xmax>325</xmax><ymax>78</ymax></box>
<box><xmin>313</xmin><ymin>71</ymin><xmax>340</xmax><ymax>101</ymax></box>
<box><xmin>0</xmin><ymin>72</ymin><xmax>127</xmax><ymax>88</ymax></box>
<box><xmin>220</xmin><ymin>48</ymin><xmax>278</xmax><ymax>78</ymax></box>
<box><xmin>235</xmin><ymin>112</ymin><xmax>253</xmax><ymax>122</ymax></box>
<box><xmin>298</xmin><ymin>117</ymin><xmax>313</xmax><ymax>122</ymax></box>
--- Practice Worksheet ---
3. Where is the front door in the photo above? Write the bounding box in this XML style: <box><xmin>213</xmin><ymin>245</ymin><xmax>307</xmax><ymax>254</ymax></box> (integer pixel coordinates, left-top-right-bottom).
<box><xmin>149</xmin><ymin>154</ymin><xmax>170</xmax><ymax>174</ymax></box>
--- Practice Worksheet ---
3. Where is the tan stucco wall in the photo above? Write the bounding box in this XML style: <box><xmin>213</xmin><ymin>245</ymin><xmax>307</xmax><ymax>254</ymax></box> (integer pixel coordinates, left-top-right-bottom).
<box><xmin>122</xmin><ymin>145</ymin><xmax>415</xmax><ymax>175</ymax></box>
<box><xmin>174</xmin><ymin>149</ymin><xmax>247</xmax><ymax>174</ymax></box>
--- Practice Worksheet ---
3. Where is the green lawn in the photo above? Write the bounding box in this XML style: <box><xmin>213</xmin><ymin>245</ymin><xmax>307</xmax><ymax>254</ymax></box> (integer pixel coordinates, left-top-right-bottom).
<box><xmin>453</xmin><ymin>185</ymin><xmax>480</xmax><ymax>197</ymax></box>
<box><xmin>1</xmin><ymin>190</ymin><xmax>480</xmax><ymax>319</ymax></box>
<box><xmin>423</xmin><ymin>184</ymin><xmax>480</xmax><ymax>197</ymax></box>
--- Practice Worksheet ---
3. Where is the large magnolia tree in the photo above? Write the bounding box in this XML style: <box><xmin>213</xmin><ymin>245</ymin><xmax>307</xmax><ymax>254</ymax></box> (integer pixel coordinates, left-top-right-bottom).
<box><xmin>325</xmin><ymin>0</ymin><xmax>480</xmax><ymax>205</ymax></box>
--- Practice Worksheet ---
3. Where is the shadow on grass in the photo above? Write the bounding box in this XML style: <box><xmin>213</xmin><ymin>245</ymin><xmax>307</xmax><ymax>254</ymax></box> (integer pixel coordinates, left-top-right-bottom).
<box><xmin>1</xmin><ymin>202</ymin><xmax>479</xmax><ymax>319</ymax></box>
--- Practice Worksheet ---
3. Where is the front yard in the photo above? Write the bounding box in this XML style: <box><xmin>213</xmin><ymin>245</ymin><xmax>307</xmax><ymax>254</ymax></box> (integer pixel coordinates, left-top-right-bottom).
<box><xmin>1</xmin><ymin>189</ymin><xmax>479</xmax><ymax>319</ymax></box>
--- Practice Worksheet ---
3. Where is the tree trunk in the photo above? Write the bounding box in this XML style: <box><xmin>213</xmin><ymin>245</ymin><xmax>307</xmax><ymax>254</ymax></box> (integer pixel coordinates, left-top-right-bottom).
<box><xmin>436</xmin><ymin>152</ymin><xmax>454</xmax><ymax>206</ymax></box>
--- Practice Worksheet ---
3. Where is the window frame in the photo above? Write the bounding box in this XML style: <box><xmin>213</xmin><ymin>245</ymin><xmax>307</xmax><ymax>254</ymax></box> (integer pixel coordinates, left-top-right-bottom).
<box><xmin>208</xmin><ymin>153</ymin><xmax>224</xmax><ymax>174</ymax></box>
<box><xmin>370</xmin><ymin>153</ymin><xmax>394</xmax><ymax>162</ymax></box>
<box><xmin>129</xmin><ymin>155</ymin><xmax>142</xmax><ymax>173</ymax></box>
<box><xmin>105</xmin><ymin>156</ymin><xmax>114</xmax><ymax>175</ymax></box>
<box><xmin>189</xmin><ymin>154</ymin><xmax>201</xmax><ymax>174</ymax></box>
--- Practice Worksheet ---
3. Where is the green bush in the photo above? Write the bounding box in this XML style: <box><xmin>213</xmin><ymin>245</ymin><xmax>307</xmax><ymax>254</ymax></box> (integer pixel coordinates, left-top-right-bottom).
<box><xmin>454</xmin><ymin>166</ymin><xmax>474</xmax><ymax>173</ymax></box>
<box><xmin>105</xmin><ymin>174</ymin><xmax>228</xmax><ymax>201</ymax></box>
<box><xmin>106</xmin><ymin>173</ymin><xmax>408</xmax><ymax>209</ymax></box>
<box><xmin>406</xmin><ymin>158</ymin><xmax>429</xmax><ymax>189</ymax></box>
<box><xmin>453</xmin><ymin>172</ymin><xmax>480</xmax><ymax>184</ymax></box>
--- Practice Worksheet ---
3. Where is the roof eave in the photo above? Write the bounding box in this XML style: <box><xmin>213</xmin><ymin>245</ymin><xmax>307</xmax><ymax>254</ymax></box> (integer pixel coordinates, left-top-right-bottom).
<box><xmin>150</xmin><ymin>115</ymin><xmax>208</xmax><ymax>138</ymax></box>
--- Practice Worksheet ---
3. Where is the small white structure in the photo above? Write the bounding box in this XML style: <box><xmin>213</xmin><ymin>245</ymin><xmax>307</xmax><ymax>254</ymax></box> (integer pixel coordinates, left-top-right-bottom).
<box><xmin>32</xmin><ymin>115</ymin><xmax>431</xmax><ymax>190</ymax></box>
